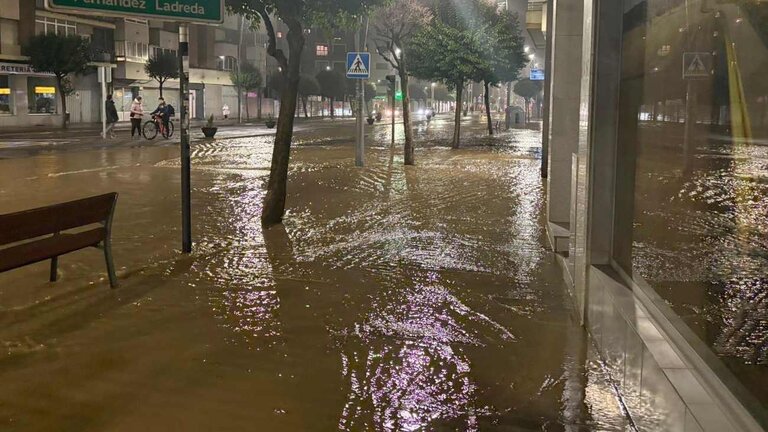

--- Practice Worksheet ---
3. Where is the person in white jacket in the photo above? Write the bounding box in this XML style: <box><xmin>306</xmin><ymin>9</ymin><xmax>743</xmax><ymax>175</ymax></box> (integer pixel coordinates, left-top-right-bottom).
<box><xmin>130</xmin><ymin>96</ymin><xmax>144</xmax><ymax>139</ymax></box>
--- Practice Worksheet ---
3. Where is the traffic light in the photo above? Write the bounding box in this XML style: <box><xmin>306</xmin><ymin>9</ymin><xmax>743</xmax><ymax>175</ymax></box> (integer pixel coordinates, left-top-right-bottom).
<box><xmin>385</xmin><ymin>75</ymin><xmax>396</xmax><ymax>90</ymax></box>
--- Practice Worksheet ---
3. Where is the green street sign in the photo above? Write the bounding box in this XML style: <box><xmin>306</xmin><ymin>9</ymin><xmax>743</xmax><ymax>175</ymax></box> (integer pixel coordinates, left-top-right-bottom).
<box><xmin>395</xmin><ymin>91</ymin><xmax>403</xmax><ymax>101</ymax></box>
<box><xmin>46</xmin><ymin>0</ymin><xmax>224</xmax><ymax>23</ymax></box>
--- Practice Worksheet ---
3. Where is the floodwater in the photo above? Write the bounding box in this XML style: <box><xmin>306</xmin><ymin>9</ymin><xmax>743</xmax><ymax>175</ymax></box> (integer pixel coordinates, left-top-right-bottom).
<box><xmin>632</xmin><ymin>126</ymin><xmax>768</xmax><ymax>407</ymax></box>
<box><xmin>0</xmin><ymin>117</ymin><xmax>628</xmax><ymax>431</ymax></box>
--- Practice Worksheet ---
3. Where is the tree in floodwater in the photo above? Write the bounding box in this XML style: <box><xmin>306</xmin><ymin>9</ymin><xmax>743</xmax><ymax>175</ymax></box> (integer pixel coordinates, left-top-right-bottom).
<box><xmin>25</xmin><ymin>33</ymin><xmax>91</xmax><ymax>129</ymax></box>
<box><xmin>298</xmin><ymin>74</ymin><xmax>320</xmax><ymax>118</ymax></box>
<box><xmin>372</xmin><ymin>0</ymin><xmax>433</xmax><ymax>165</ymax></box>
<box><xmin>514</xmin><ymin>78</ymin><xmax>542</xmax><ymax>123</ymax></box>
<box><xmin>410</xmin><ymin>1</ymin><xmax>488</xmax><ymax>149</ymax></box>
<box><xmin>230</xmin><ymin>61</ymin><xmax>263</xmax><ymax>121</ymax></box>
<box><xmin>226</xmin><ymin>0</ymin><xmax>387</xmax><ymax>227</ymax></box>
<box><xmin>316</xmin><ymin>69</ymin><xmax>345</xmax><ymax>118</ymax></box>
<box><xmin>475</xmin><ymin>5</ymin><xmax>527</xmax><ymax>135</ymax></box>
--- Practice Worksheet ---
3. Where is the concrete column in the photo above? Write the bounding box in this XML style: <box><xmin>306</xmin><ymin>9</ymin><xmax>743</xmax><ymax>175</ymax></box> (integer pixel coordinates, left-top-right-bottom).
<box><xmin>540</xmin><ymin>0</ymin><xmax>554</xmax><ymax>179</ymax></box>
<box><xmin>545</xmin><ymin>0</ymin><xmax>584</xmax><ymax>234</ymax></box>
<box><xmin>571</xmin><ymin>0</ymin><xmax>624</xmax><ymax>321</ymax></box>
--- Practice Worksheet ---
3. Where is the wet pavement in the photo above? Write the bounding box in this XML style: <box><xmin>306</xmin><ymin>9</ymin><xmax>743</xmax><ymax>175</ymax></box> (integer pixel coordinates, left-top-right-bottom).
<box><xmin>0</xmin><ymin>116</ymin><xmax>629</xmax><ymax>431</ymax></box>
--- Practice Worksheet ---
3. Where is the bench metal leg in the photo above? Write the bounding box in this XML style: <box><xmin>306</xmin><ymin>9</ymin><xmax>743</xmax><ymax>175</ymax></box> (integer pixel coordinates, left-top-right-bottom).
<box><xmin>50</xmin><ymin>257</ymin><xmax>58</xmax><ymax>282</ymax></box>
<box><xmin>103</xmin><ymin>240</ymin><xmax>118</xmax><ymax>288</ymax></box>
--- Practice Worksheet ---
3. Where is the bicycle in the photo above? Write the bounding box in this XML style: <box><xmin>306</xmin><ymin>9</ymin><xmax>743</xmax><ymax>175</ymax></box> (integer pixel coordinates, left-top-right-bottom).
<box><xmin>142</xmin><ymin>115</ymin><xmax>175</xmax><ymax>140</ymax></box>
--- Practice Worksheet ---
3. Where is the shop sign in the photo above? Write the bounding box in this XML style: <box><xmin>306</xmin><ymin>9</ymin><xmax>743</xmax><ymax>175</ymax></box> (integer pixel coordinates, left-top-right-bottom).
<box><xmin>0</xmin><ymin>88</ymin><xmax>10</xmax><ymax>95</ymax></box>
<box><xmin>0</xmin><ymin>63</ymin><xmax>54</xmax><ymax>76</ymax></box>
<box><xmin>530</xmin><ymin>69</ymin><xmax>545</xmax><ymax>81</ymax></box>
<box><xmin>35</xmin><ymin>86</ymin><xmax>57</xmax><ymax>94</ymax></box>
<box><xmin>46</xmin><ymin>0</ymin><xmax>224</xmax><ymax>24</ymax></box>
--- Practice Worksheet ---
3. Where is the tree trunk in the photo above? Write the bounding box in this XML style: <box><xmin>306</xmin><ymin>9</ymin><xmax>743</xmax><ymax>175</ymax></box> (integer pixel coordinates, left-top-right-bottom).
<box><xmin>159</xmin><ymin>80</ymin><xmax>164</xmax><ymax>99</ymax></box>
<box><xmin>257</xmin><ymin>90</ymin><xmax>263</xmax><ymax>119</ymax></box>
<box><xmin>302</xmin><ymin>97</ymin><xmax>308</xmax><ymax>118</ymax></box>
<box><xmin>452</xmin><ymin>82</ymin><xmax>463</xmax><ymax>149</ymax></box>
<box><xmin>261</xmin><ymin>29</ymin><xmax>305</xmax><ymax>228</ymax></box>
<box><xmin>237</xmin><ymin>89</ymin><xmax>242</xmax><ymax>123</ymax></box>
<box><xmin>399</xmin><ymin>63</ymin><xmax>414</xmax><ymax>165</ymax></box>
<box><xmin>330</xmin><ymin>97</ymin><xmax>335</xmax><ymax>118</ymax></box>
<box><xmin>246</xmin><ymin>93</ymin><xmax>251</xmax><ymax>120</ymax></box>
<box><xmin>484</xmin><ymin>81</ymin><xmax>493</xmax><ymax>136</ymax></box>
<box><xmin>56</xmin><ymin>75</ymin><xmax>68</xmax><ymax>129</ymax></box>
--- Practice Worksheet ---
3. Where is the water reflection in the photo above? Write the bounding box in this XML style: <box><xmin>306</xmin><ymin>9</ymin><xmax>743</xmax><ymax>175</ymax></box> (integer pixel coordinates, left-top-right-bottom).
<box><xmin>621</xmin><ymin>0</ymin><xmax>768</xmax><ymax>409</ymax></box>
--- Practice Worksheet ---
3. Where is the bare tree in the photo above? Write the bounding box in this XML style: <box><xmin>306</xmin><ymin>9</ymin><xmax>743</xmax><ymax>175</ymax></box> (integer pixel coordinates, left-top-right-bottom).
<box><xmin>372</xmin><ymin>0</ymin><xmax>432</xmax><ymax>165</ymax></box>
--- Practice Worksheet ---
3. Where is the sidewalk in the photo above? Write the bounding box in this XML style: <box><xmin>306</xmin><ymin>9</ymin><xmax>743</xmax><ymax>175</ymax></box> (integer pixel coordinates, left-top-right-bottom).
<box><xmin>0</xmin><ymin>116</ymin><xmax>362</xmax><ymax>158</ymax></box>
<box><xmin>0</xmin><ymin>116</ymin><xmax>358</xmax><ymax>138</ymax></box>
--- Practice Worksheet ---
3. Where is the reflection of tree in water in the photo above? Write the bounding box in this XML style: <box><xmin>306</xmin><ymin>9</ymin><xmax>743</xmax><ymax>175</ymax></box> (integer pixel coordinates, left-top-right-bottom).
<box><xmin>335</xmin><ymin>275</ymin><xmax>512</xmax><ymax>431</ymax></box>
<box><xmin>198</xmin><ymin>178</ymin><xmax>285</xmax><ymax>346</ymax></box>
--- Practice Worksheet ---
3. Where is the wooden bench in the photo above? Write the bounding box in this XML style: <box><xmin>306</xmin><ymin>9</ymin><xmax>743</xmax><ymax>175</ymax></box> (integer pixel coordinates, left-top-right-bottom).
<box><xmin>0</xmin><ymin>193</ymin><xmax>119</xmax><ymax>288</ymax></box>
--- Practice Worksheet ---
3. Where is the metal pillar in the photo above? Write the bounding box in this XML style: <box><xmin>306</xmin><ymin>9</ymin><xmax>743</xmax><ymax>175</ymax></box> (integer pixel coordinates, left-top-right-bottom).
<box><xmin>355</xmin><ymin>23</ymin><xmax>364</xmax><ymax>167</ymax></box>
<box><xmin>100</xmin><ymin>66</ymin><xmax>107</xmax><ymax>139</ymax></box>
<box><xmin>179</xmin><ymin>24</ymin><xmax>192</xmax><ymax>253</ymax></box>
<box><xmin>391</xmin><ymin>81</ymin><xmax>396</xmax><ymax>147</ymax></box>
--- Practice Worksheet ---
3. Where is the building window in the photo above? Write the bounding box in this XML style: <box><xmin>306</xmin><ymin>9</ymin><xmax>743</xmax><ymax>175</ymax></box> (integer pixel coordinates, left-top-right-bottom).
<box><xmin>27</xmin><ymin>77</ymin><xmax>57</xmax><ymax>114</ymax></box>
<box><xmin>0</xmin><ymin>75</ymin><xmax>11</xmax><ymax>115</ymax></box>
<box><xmin>315</xmin><ymin>60</ymin><xmax>330</xmax><ymax>71</ymax></box>
<box><xmin>124</xmin><ymin>18</ymin><xmax>149</xmax><ymax>25</ymax></box>
<box><xmin>217</xmin><ymin>56</ymin><xmax>238</xmax><ymax>71</ymax></box>
<box><xmin>333</xmin><ymin>43</ymin><xmax>346</xmax><ymax>55</ymax></box>
<box><xmin>316</xmin><ymin>44</ymin><xmax>329</xmax><ymax>56</ymax></box>
<box><xmin>116</xmin><ymin>41</ymin><xmax>150</xmax><ymax>60</ymax></box>
<box><xmin>35</xmin><ymin>17</ymin><xmax>77</xmax><ymax>36</ymax></box>
<box><xmin>151</xmin><ymin>46</ymin><xmax>178</xmax><ymax>59</ymax></box>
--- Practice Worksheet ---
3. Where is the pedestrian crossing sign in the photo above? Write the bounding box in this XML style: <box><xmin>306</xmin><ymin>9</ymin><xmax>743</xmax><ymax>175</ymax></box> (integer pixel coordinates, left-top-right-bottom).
<box><xmin>346</xmin><ymin>52</ymin><xmax>370</xmax><ymax>79</ymax></box>
<box><xmin>683</xmin><ymin>52</ymin><xmax>711</xmax><ymax>79</ymax></box>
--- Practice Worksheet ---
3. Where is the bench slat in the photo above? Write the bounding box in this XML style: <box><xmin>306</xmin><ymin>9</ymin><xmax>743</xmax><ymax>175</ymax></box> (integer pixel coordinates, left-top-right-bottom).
<box><xmin>0</xmin><ymin>193</ymin><xmax>117</xmax><ymax>246</ymax></box>
<box><xmin>0</xmin><ymin>228</ymin><xmax>107</xmax><ymax>273</ymax></box>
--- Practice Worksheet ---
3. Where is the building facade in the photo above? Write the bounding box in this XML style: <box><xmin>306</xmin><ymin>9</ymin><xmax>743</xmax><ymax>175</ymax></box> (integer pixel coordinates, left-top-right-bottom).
<box><xmin>0</xmin><ymin>0</ymin><xmax>276</xmax><ymax>128</ymax></box>
<box><xmin>543</xmin><ymin>0</ymin><xmax>768</xmax><ymax>430</ymax></box>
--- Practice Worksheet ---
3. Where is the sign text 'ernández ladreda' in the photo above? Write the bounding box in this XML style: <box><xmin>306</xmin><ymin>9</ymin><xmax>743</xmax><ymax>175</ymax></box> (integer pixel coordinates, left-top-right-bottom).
<box><xmin>47</xmin><ymin>0</ymin><xmax>223</xmax><ymax>23</ymax></box>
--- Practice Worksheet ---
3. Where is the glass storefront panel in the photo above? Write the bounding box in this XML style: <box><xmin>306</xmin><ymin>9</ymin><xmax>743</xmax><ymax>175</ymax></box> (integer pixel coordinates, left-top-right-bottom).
<box><xmin>27</xmin><ymin>77</ymin><xmax>58</xmax><ymax>114</ymax></box>
<box><xmin>620</xmin><ymin>0</ymin><xmax>768</xmax><ymax>409</ymax></box>
<box><xmin>0</xmin><ymin>75</ymin><xmax>11</xmax><ymax>114</ymax></box>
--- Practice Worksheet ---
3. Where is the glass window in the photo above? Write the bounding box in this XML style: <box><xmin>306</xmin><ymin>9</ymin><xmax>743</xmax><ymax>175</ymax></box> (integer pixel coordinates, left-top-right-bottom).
<box><xmin>120</xmin><ymin>41</ymin><xmax>150</xmax><ymax>60</ymax></box>
<box><xmin>35</xmin><ymin>17</ymin><xmax>76</xmax><ymax>36</ymax></box>
<box><xmin>151</xmin><ymin>46</ymin><xmax>178</xmax><ymax>58</ymax></box>
<box><xmin>0</xmin><ymin>75</ymin><xmax>11</xmax><ymax>115</ymax></box>
<box><xmin>217</xmin><ymin>56</ymin><xmax>238</xmax><ymax>71</ymax></box>
<box><xmin>316</xmin><ymin>44</ymin><xmax>329</xmax><ymax>56</ymax></box>
<box><xmin>619</xmin><ymin>0</ymin><xmax>768</xmax><ymax>409</ymax></box>
<box><xmin>27</xmin><ymin>77</ymin><xmax>57</xmax><ymax>114</ymax></box>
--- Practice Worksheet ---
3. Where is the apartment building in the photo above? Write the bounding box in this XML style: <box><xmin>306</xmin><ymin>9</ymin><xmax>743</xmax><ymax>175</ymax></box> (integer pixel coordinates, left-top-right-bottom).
<box><xmin>0</xmin><ymin>0</ymin><xmax>275</xmax><ymax>128</ymax></box>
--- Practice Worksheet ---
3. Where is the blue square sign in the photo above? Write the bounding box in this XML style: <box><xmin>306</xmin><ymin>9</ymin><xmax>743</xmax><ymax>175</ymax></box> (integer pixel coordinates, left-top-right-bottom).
<box><xmin>346</xmin><ymin>52</ymin><xmax>370</xmax><ymax>79</ymax></box>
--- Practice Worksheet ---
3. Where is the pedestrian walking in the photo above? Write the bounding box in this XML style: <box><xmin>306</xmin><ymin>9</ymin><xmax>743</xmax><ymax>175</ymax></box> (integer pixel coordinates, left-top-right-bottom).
<box><xmin>130</xmin><ymin>96</ymin><xmax>144</xmax><ymax>139</ymax></box>
<box><xmin>105</xmin><ymin>95</ymin><xmax>119</xmax><ymax>139</ymax></box>
<box><xmin>222</xmin><ymin>104</ymin><xmax>230</xmax><ymax>119</ymax></box>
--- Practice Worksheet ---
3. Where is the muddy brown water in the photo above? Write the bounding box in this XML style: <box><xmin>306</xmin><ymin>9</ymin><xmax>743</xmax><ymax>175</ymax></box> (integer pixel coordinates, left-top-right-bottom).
<box><xmin>0</xmin><ymin>118</ymin><xmax>629</xmax><ymax>431</ymax></box>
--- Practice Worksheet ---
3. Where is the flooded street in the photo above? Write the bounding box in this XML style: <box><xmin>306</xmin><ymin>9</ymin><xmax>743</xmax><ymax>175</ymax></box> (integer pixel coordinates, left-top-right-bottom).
<box><xmin>0</xmin><ymin>117</ymin><xmax>628</xmax><ymax>431</ymax></box>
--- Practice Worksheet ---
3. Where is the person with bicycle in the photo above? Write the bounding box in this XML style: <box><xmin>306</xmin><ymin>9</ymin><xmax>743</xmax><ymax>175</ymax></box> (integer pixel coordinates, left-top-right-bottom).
<box><xmin>150</xmin><ymin>97</ymin><xmax>172</xmax><ymax>137</ymax></box>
